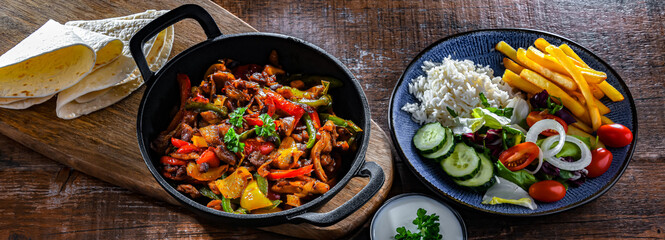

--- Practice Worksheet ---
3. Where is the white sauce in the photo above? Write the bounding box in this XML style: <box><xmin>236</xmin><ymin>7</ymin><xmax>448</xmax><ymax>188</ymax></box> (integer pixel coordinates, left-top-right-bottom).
<box><xmin>371</xmin><ymin>194</ymin><xmax>465</xmax><ymax>240</ymax></box>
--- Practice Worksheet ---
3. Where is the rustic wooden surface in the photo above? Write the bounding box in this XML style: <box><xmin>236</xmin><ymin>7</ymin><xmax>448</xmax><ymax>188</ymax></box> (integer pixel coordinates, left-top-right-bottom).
<box><xmin>0</xmin><ymin>0</ymin><xmax>394</xmax><ymax>239</ymax></box>
<box><xmin>1</xmin><ymin>0</ymin><xmax>664</xmax><ymax>239</ymax></box>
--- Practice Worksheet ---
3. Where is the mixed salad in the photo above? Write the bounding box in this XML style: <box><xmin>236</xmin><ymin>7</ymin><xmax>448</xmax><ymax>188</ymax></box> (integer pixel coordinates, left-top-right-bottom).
<box><xmin>411</xmin><ymin>39</ymin><xmax>633</xmax><ymax>210</ymax></box>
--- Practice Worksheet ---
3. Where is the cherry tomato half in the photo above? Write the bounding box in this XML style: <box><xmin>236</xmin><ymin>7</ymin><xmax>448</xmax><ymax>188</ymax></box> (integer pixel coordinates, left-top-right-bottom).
<box><xmin>526</xmin><ymin>111</ymin><xmax>568</xmax><ymax>136</ymax></box>
<box><xmin>499</xmin><ymin>142</ymin><xmax>540</xmax><ymax>171</ymax></box>
<box><xmin>586</xmin><ymin>148</ymin><xmax>613</xmax><ymax>178</ymax></box>
<box><xmin>529</xmin><ymin>180</ymin><xmax>566</xmax><ymax>202</ymax></box>
<box><xmin>597</xmin><ymin>124</ymin><xmax>633</xmax><ymax>148</ymax></box>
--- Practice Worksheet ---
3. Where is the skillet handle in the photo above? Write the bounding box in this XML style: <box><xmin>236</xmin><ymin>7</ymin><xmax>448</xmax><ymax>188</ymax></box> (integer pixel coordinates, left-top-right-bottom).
<box><xmin>129</xmin><ymin>4</ymin><xmax>222</xmax><ymax>86</ymax></box>
<box><xmin>287</xmin><ymin>161</ymin><xmax>385</xmax><ymax>226</ymax></box>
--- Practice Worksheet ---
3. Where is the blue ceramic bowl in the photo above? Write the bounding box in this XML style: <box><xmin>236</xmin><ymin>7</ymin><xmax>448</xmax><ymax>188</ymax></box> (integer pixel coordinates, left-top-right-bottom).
<box><xmin>388</xmin><ymin>29</ymin><xmax>637</xmax><ymax>216</ymax></box>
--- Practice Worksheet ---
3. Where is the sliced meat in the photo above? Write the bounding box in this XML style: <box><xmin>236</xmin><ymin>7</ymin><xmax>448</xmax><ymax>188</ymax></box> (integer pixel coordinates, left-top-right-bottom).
<box><xmin>199</xmin><ymin>125</ymin><xmax>222</xmax><ymax>145</ymax></box>
<box><xmin>178</xmin><ymin>123</ymin><xmax>195</xmax><ymax>141</ymax></box>
<box><xmin>176</xmin><ymin>184</ymin><xmax>201</xmax><ymax>198</ymax></box>
<box><xmin>214</xmin><ymin>143</ymin><xmax>238</xmax><ymax>165</ymax></box>
<box><xmin>248</xmin><ymin>151</ymin><xmax>267</xmax><ymax>167</ymax></box>
<box><xmin>162</xmin><ymin>165</ymin><xmax>187</xmax><ymax>181</ymax></box>
<box><xmin>169</xmin><ymin>152</ymin><xmax>200</xmax><ymax>160</ymax></box>
<box><xmin>200</xmin><ymin>111</ymin><xmax>221</xmax><ymax>124</ymax></box>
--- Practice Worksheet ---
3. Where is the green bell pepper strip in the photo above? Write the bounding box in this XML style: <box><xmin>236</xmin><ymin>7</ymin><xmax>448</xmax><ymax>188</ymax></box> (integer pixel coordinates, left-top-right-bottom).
<box><xmin>253</xmin><ymin>173</ymin><xmax>269</xmax><ymax>195</ymax></box>
<box><xmin>296</xmin><ymin>95</ymin><xmax>332</xmax><ymax>109</ymax></box>
<box><xmin>284</xmin><ymin>74</ymin><xmax>343</xmax><ymax>88</ymax></box>
<box><xmin>185</xmin><ymin>102</ymin><xmax>228</xmax><ymax>117</ymax></box>
<box><xmin>238</xmin><ymin>129</ymin><xmax>256</xmax><ymax>142</ymax></box>
<box><xmin>304</xmin><ymin>114</ymin><xmax>318</xmax><ymax>149</ymax></box>
<box><xmin>319</xmin><ymin>113</ymin><xmax>363</xmax><ymax>133</ymax></box>
<box><xmin>198</xmin><ymin>186</ymin><xmax>234</xmax><ymax>213</ymax></box>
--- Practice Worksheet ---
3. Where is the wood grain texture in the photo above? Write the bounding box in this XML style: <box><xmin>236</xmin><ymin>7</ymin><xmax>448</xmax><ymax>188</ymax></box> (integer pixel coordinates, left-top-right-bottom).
<box><xmin>2</xmin><ymin>0</ymin><xmax>665</xmax><ymax>239</ymax></box>
<box><xmin>0</xmin><ymin>0</ymin><xmax>393</xmax><ymax>239</ymax></box>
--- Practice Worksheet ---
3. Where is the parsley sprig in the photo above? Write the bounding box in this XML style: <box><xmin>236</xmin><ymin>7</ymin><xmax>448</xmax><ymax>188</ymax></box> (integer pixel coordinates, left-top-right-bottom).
<box><xmin>229</xmin><ymin>107</ymin><xmax>247</xmax><ymax>127</ymax></box>
<box><xmin>395</xmin><ymin>208</ymin><xmax>442</xmax><ymax>240</ymax></box>
<box><xmin>255</xmin><ymin>113</ymin><xmax>277</xmax><ymax>138</ymax></box>
<box><xmin>223</xmin><ymin>127</ymin><xmax>245</xmax><ymax>153</ymax></box>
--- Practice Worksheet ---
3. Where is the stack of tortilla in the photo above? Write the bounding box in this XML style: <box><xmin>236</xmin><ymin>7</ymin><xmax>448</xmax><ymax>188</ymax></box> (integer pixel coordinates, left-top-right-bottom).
<box><xmin>0</xmin><ymin>10</ymin><xmax>174</xmax><ymax>119</ymax></box>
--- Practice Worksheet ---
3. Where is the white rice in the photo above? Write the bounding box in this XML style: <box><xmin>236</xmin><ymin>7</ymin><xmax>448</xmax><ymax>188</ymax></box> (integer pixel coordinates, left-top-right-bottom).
<box><xmin>401</xmin><ymin>56</ymin><xmax>516</xmax><ymax>126</ymax></box>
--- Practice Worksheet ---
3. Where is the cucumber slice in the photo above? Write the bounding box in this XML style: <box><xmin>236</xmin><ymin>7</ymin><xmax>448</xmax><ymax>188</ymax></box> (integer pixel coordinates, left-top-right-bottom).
<box><xmin>454</xmin><ymin>154</ymin><xmax>495</xmax><ymax>192</ymax></box>
<box><xmin>413</xmin><ymin>122</ymin><xmax>447</xmax><ymax>154</ymax></box>
<box><xmin>422</xmin><ymin>127</ymin><xmax>455</xmax><ymax>161</ymax></box>
<box><xmin>441</xmin><ymin>143</ymin><xmax>481</xmax><ymax>181</ymax></box>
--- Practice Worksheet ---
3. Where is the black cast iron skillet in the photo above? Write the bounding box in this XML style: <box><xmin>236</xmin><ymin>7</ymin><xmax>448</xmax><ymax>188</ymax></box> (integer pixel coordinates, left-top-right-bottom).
<box><xmin>129</xmin><ymin>4</ymin><xmax>383</xmax><ymax>227</ymax></box>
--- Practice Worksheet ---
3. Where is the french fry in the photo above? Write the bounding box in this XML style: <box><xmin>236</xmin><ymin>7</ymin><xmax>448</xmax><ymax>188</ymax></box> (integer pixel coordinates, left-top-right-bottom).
<box><xmin>601</xmin><ymin>115</ymin><xmax>614</xmax><ymax>125</ymax></box>
<box><xmin>571</xmin><ymin>120</ymin><xmax>593</xmax><ymax>134</ymax></box>
<box><xmin>570</xmin><ymin>91</ymin><xmax>586</xmax><ymax>105</ymax></box>
<box><xmin>527</xmin><ymin>47</ymin><xmax>606</xmax><ymax>84</ymax></box>
<box><xmin>560</xmin><ymin>44</ymin><xmax>590</xmax><ymax>68</ymax></box>
<box><xmin>594</xmin><ymin>98</ymin><xmax>610</xmax><ymax>115</ymax></box>
<box><xmin>496</xmin><ymin>41</ymin><xmax>521</xmax><ymax>65</ymax></box>
<box><xmin>536</xmin><ymin>38</ymin><xmax>590</xmax><ymax>68</ymax></box>
<box><xmin>516</xmin><ymin>48</ymin><xmax>578</xmax><ymax>91</ymax></box>
<box><xmin>589</xmin><ymin>83</ymin><xmax>605</xmax><ymax>99</ymax></box>
<box><xmin>568</xmin><ymin>125</ymin><xmax>606</xmax><ymax>149</ymax></box>
<box><xmin>526</xmin><ymin>46</ymin><xmax>569</xmax><ymax>74</ymax></box>
<box><xmin>503</xmin><ymin>58</ymin><xmax>525</xmax><ymax>74</ymax></box>
<box><xmin>547</xmin><ymin>45</ymin><xmax>602</xmax><ymax>130</ymax></box>
<box><xmin>520</xmin><ymin>69</ymin><xmax>587</xmax><ymax>119</ymax></box>
<box><xmin>534</xmin><ymin>38</ymin><xmax>552</xmax><ymax>53</ymax></box>
<box><xmin>597</xmin><ymin>80</ymin><xmax>625</xmax><ymax>102</ymax></box>
<box><xmin>502</xmin><ymin>69</ymin><xmax>542</xmax><ymax>94</ymax></box>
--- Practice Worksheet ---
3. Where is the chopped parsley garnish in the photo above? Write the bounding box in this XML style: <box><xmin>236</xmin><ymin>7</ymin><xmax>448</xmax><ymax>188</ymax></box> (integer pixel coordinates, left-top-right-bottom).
<box><xmin>229</xmin><ymin>107</ymin><xmax>247</xmax><ymax>127</ymax></box>
<box><xmin>223</xmin><ymin>127</ymin><xmax>245</xmax><ymax>153</ymax></box>
<box><xmin>395</xmin><ymin>208</ymin><xmax>442</xmax><ymax>240</ymax></box>
<box><xmin>254</xmin><ymin>113</ymin><xmax>277</xmax><ymax>138</ymax></box>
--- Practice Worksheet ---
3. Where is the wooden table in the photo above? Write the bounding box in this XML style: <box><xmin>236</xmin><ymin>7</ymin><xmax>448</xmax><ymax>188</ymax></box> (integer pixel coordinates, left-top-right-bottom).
<box><xmin>1</xmin><ymin>0</ymin><xmax>664</xmax><ymax>239</ymax></box>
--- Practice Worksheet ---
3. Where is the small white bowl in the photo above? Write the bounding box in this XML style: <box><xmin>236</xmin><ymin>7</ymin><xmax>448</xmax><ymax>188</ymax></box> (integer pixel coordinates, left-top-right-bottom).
<box><xmin>370</xmin><ymin>193</ymin><xmax>467</xmax><ymax>240</ymax></box>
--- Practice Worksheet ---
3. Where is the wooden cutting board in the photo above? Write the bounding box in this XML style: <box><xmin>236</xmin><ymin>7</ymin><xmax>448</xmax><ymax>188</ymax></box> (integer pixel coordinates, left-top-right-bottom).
<box><xmin>0</xmin><ymin>1</ymin><xmax>393</xmax><ymax>239</ymax></box>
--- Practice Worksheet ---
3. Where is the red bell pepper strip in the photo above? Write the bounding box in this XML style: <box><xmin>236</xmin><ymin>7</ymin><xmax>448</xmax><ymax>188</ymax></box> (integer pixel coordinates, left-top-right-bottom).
<box><xmin>176</xmin><ymin>145</ymin><xmax>199</xmax><ymax>154</ymax></box>
<box><xmin>191</xmin><ymin>92</ymin><xmax>209</xmax><ymax>103</ymax></box>
<box><xmin>196</xmin><ymin>147</ymin><xmax>220</xmax><ymax>168</ymax></box>
<box><xmin>265</xmin><ymin>90</ymin><xmax>305</xmax><ymax>125</ymax></box>
<box><xmin>244</xmin><ymin>139</ymin><xmax>275</xmax><ymax>155</ymax></box>
<box><xmin>265</xmin><ymin>97</ymin><xmax>276</xmax><ymax>117</ymax></box>
<box><xmin>308</xmin><ymin>111</ymin><xmax>321</xmax><ymax>129</ymax></box>
<box><xmin>161</xmin><ymin>156</ymin><xmax>187</xmax><ymax>166</ymax></box>
<box><xmin>177</xmin><ymin>74</ymin><xmax>191</xmax><ymax>108</ymax></box>
<box><xmin>244</xmin><ymin>116</ymin><xmax>264</xmax><ymax>126</ymax></box>
<box><xmin>165</xmin><ymin>74</ymin><xmax>193</xmax><ymax>132</ymax></box>
<box><xmin>267</xmin><ymin>165</ymin><xmax>314</xmax><ymax>180</ymax></box>
<box><xmin>171</xmin><ymin>137</ymin><xmax>194</xmax><ymax>148</ymax></box>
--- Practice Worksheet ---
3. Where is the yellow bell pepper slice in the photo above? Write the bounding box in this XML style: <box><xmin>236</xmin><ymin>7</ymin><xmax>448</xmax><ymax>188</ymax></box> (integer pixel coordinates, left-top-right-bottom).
<box><xmin>186</xmin><ymin>162</ymin><xmax>227</xmax><ymax>181</ymax></box>
<box><xmin>216</xmin><ymin>167</ymin><xmax>253</xmax><ymax>199</ymax></box>
<box><xmin>240</xmin><ymin>180</ymin><xmax>274</xmax><ymax>211</ymax></box>
<box><xmin>191</xmin><ymin>135</ymin><xmax>208</xmax><ymax>148</ymax></box>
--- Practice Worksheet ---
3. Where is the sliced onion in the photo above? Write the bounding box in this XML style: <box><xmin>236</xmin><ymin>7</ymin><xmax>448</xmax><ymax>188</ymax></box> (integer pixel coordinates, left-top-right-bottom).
<box><xmin>541</xmin><ymin>135</ymin><xmax>592</xmax><ymax>171</ymax></box>
<box><xmin>524</xmin><ymin>147</ymin><xmax>544</xmax><ymax>175</ymax></box>
<box><xmin>525</xmin><ymin>119</ymin><xmax>565</xmax><ymax>158</ymax></box>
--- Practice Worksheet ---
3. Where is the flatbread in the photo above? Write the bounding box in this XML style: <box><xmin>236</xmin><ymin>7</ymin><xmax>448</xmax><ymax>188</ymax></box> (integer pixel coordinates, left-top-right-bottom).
<box><xmin>57</xmin><ymin>25</ymin><xmax>172</xmax><ymax>118</ymax></box>
<box><xmin>55</xmin><ymin>10</ymin><xmax>173</xmax><ymax>119</ymax></box>
<box><xmin>0</xmin><ymin>94</ymin><xmax>54</xmax><ymax>110</ymax></box>
<box><xmin>0</xmin><ymin>20</ymin><xmax>96</xmax><ymax>98</ymax></box>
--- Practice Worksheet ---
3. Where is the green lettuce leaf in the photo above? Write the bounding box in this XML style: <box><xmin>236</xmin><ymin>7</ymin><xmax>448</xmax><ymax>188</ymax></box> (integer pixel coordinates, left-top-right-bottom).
<box><xmin>472</xmin><ymin>108</ymin><xmax>512</xmax><ymax>129</ymax></box>
<box><xmin>495</xmin><ymin>161</ymin><xmax>537</xmax><ymax>190</ymax></box>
